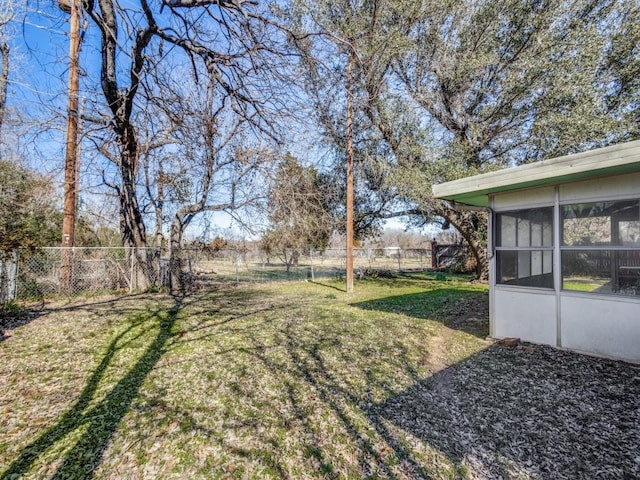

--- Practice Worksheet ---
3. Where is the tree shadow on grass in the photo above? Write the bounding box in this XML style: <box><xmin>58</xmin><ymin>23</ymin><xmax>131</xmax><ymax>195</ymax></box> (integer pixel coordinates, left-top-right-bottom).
<box><xmin>214</xmin><ymin>318</ymin><xmax>438</xmax><ymax>479</ymax></box>
<box><xmin>0</xmin><ymin>306</ymin><xmax>43</xmax><ymax>340</ymax></box>
<box><xmin>352</xmin><ymin>288</ymin><xmax>489</xmax><ymax>338</ymax></box>
<box><xmin>0</xmin><ymin>296</ymin><xmax>185</xmax><ymax>480</ymax></box>
<box><xmin>307</xmin><ymin>280</ymin><xmax>346</xmax><ymax>293</ymax></box>
<box><xmin>179</xmin><ymin>287</ymin><xmax>635</xmax><ymax>478</ymax></box>
<box><xmin>247</xmin><ymin>324</ymin><xmax>638</xmax><ymax>478</ymax></box>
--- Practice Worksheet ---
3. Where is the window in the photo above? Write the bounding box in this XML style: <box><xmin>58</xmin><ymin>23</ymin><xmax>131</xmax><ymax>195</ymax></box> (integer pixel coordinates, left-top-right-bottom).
<box><xmin>496</xmin><ymin>207</ymin><xmax>554</xmax><ymax>288</ymax></box>
<box><xmin>562</xmin><ymin>200</ymin><xmax>640</xmax><ymax>296</ymax></box>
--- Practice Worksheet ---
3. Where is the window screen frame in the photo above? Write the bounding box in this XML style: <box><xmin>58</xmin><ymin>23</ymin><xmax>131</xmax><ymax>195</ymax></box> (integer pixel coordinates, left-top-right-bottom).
<box><xmin>494</xmin><ymin>207</ymin><xmax>555</xmax><ymax>289</ymax></box>
<box><xmin>560</xmin><ymin>198</ymin><xmax>640</xmax><ymax>297</ymax></box>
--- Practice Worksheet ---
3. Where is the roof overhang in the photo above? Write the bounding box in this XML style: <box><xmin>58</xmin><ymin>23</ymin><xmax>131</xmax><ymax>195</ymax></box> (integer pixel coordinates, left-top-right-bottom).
<box><xmin>432</xmin><ymin>140</ymin><xmax>640</xmax><ymax>208</ymax></box>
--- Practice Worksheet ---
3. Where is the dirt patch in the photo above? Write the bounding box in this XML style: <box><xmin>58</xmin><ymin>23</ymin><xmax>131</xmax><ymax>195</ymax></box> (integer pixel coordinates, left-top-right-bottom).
<box><xmin>425</xmin><ymin>293</ymin><xmax>490</xmax><ymax>394</ymax></box>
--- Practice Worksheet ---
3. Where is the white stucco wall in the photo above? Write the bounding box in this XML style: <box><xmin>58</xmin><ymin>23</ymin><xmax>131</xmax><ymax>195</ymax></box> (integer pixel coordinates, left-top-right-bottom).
<box><xmin>493</xmin><ymin>288</ymin><xmax>557</xmax><ymax>346</ymax></box>
<box><xmin>560</xmin><ymin>293</ymin><xmax>640</xmax><ymax>363</ymax></box>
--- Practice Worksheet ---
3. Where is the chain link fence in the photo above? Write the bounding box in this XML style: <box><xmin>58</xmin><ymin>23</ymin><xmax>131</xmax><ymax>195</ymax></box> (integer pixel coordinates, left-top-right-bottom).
<box><xmin>2</xmin><ymin>248</ymin><xmax>132</xmax><ymax>301</ymax></box>
<box><xmin>1</xmin><ymin>246</ymin><xmax>439</xmax><ymax>301</ymax></box>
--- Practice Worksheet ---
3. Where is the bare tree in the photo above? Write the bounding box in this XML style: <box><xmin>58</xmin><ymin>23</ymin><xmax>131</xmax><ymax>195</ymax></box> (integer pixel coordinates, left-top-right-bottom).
<box><xmin>0</xmin><ymin>0</ymin><xmax>16</xmax><ymax>141</ymax></box>
<box><xmin>151</xmin><ymin>77</ymin><xmax>273</xmax><ymax>291</ymax></box>
<box><xmin>78</xmin><ymin>0</ymin><xmax>290</xmax><ymax>288</ymax></box>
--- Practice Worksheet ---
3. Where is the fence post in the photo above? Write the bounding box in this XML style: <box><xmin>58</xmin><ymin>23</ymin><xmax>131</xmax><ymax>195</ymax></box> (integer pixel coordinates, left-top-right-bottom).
<box><xmin>0</xmin><ymin>251</ymin><xmax>18</xmax><ymax>302</ymax></box>
<box><xmin>310</xmin><ymin>247</ymin><xmax>315</xmax><ymax>281</ymax></box>
<box><xmin>129</xmin><ymin>248</ymin><xmax>135</xmax><ymax>294</ymax></box>
<box><xmin>431</xmin><ymin>241</ymin><xmax>438</xmax><ymax>269</ymax></box>
<box><xmin>12</xmin><ymin>251</ymin><xmax>18</xmax><ymax>300</ymax></box>
<box><xmin>235</xmin><ymin>252</ymin><xmax>240</xmax><ymax>285</ymax></box>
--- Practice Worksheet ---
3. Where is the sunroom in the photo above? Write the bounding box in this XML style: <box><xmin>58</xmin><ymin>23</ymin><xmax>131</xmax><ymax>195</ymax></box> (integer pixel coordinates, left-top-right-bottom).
<box><xmin>433</xmin><ymin>140</ymin><xmax>640</xmax><ymax>363</ymax></box>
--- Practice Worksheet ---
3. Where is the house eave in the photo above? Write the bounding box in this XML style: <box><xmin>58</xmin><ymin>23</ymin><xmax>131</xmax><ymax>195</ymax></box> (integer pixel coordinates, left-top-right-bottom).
<box><xmin>432</xmin><ymin>140</ymin><xmax>640</xmax><ymax>207</ymax></box>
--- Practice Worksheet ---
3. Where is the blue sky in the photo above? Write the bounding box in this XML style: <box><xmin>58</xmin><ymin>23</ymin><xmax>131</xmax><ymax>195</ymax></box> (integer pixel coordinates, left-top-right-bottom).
<box><xmin>7</xmin><ymin>4</ymin><xmax>75</xmax><ymax>173</ymax></box>
<box><xmin>3</xmin><ymin>1</ymin><xmax>426</xmax><ymax>241</ymax></box>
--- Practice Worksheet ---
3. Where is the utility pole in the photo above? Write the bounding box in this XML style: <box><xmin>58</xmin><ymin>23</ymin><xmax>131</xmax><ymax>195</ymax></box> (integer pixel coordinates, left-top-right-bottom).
<box><xmin>60</xmin><ymin>0</ymin><xmax>81</xmax><ymax>294</ymax></box>
<box><xmin>345</xmin><ymin>52</ymin><xmax>354</xmax><ymax>293</ymax></box>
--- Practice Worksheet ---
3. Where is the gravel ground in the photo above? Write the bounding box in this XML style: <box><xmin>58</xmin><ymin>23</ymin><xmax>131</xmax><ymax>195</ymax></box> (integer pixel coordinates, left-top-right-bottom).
<box><xmin>377</xmin><ymin>341</ymin><xmax>640</xmax><ymax>479</ymax></box>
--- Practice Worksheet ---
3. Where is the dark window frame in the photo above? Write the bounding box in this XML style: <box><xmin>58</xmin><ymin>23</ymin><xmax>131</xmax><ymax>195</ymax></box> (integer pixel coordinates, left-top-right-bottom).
<box><xmin>495</xmin><ymin>207</ymin><xmax>554</xmax><ymax>289</ymax></box>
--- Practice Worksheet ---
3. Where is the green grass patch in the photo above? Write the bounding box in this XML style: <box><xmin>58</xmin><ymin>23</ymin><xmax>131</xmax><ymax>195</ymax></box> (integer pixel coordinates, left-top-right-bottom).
<box><xmin>562</xmin><ymin>281</ymin><xmax>604</xmax><ymax>292</ymax></box>
<box><xmin>0</xmin><ymin>275</ymin><xmax>491</xmax><ymax>479</ymax></box>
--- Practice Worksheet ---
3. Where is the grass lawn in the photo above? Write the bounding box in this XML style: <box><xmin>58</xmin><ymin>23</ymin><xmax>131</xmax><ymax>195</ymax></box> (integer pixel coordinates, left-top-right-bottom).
<box><xmin>1</xmin><ymin>273</ymin><xmax>638</xmax><ymax>479</ymax></box>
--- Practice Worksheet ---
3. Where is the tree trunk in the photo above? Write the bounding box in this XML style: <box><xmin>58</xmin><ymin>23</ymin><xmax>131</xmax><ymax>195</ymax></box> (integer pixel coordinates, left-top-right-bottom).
<box><xmin>117</xmin><ymin>125</ymin><xmax>155</xmax><ymax>290</ymax></box>
<box><xmin>0</xmin><ymin>251</ymin><xmax>18</xmax><ymax>303</ymax></box>
<box><xmin>152</xmin><ymin>170</ymin><xmax>165</xmax><ymax>285</ymax></box>
<box><xmin>168</xmin><ymin>216</ymin><xmax>185</xmax><ymax>294</ymax></box>
<box><xmin>118</xmin><ymin>127</ymin><xmax>146</xmax><ymax>247</ymax></box>
<box><xmin>0</xmin><ymin>41</ymin><xmax>9</xmax><ymax>141</ymax></box>
<box><xmin>283</xmin><ymin>249</ymin><xmax>292</xmax><ymax>273</ymax></box>
<box><xmin>154</xmin><ymin>175</ymin><xmax>165</xmax><ymax>249</ymax></box>
<box><xmin>440</xmin><ymin>207</ymin><xmax>488</xmax><ymax>280</ymax></box>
